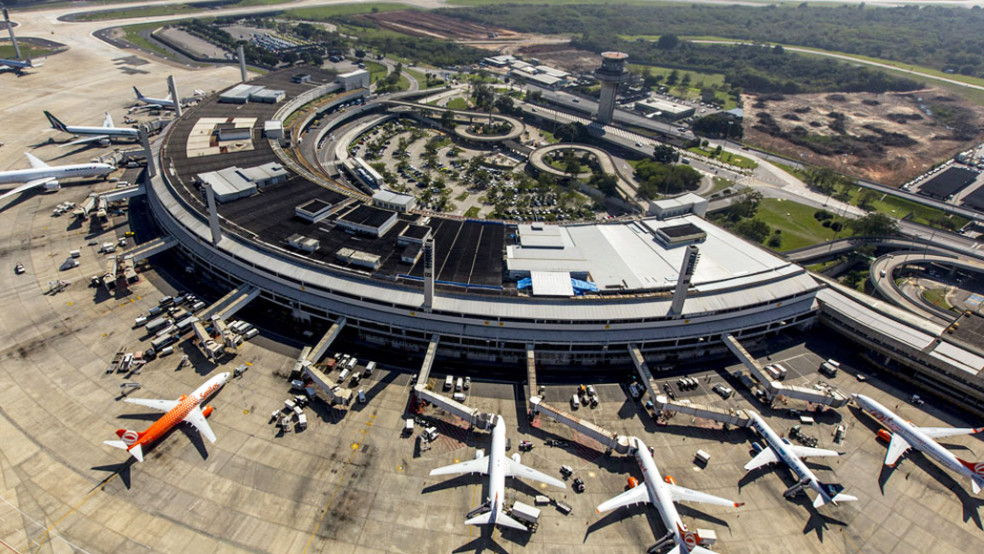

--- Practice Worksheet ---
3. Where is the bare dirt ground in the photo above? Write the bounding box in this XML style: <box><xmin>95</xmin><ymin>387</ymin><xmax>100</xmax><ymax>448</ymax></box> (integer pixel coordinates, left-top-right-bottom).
<box><xmin>362</xmin><ymin>10</ymin><xmax>521</xmax><ymax>41</ymax></box>
<box><xmin>743</xmin><ymin>89</ymin><xmax>984</xmax><ymax>185</ymax></box>
<box><xmin>516</xmin><ymin>42</ymin><xmax>599</xmax><ymax>73</ymax></box>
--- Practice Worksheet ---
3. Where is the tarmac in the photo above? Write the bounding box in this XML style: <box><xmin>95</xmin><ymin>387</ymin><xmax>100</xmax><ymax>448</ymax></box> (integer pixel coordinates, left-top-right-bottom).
<box><xmin>2</xmin><ymin>8</ymin><xmax>984</xmax><ymax>554</ymax></box>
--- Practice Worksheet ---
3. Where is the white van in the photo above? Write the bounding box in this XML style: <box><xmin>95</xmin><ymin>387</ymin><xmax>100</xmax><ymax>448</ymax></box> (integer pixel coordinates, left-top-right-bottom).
<box><xmin>346</xmin><ymin>356</ymin><xmax>358</xmax><ymax>371</ymax></box>
<box><xmin>444</xmin><ymin>375</ymin><xmax>454</xmax><ymax>391</ymax></box>
<box><xmin>338</xmin><ymin>368</ymin><xmax>350</xmax><ymax>383</ymax></box>
<box><xmin>455</xmin><ymin>377</ymin><xmax>463</xmax><ymax>392</ymax></box>
<box><xmin>364</xmin><ymin>361</ymin><xmax>376</xmax><ymax>377</ymax></box>
<box><xmin>571</xmin><ymin>394</ymin><xmax>580</xmax><ymax>410</ymax></box>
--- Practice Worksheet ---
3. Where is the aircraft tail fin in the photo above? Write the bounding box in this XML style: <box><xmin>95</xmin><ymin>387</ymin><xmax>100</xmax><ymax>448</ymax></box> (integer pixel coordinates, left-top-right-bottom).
<box><xmin>464</xmin><ymin>509</ymin><xmax>526</xmax><ymax>531</ymax></box>
<box><xmin>133</xmin><ymin>86</ymin><xmax>143</xmax><ymax>100</ymax></box>
<box><xmin>814</xmin><ymin>482</ymin><xmax>855</xmax><ymax>507</ymax></box>
<box><xmin>103</xmin><ymin>440</ymin><xmax>144</xmax><ymax>462</ymax></box>
<box><xmin>955</xmin><ymin>458</ymin><xmax>984</xmax><ymax>494</ymax></box>
<box><xmin>43</xmin><ymin>111</ymin><xmax>67</xmax><ymax>131</ymax></box>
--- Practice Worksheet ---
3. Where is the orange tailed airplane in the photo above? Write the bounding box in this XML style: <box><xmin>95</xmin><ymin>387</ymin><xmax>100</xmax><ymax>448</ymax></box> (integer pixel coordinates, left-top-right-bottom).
<box><xmin>104</xmin><ymin>372</ymin><xmax>230</xmax><ymax>462</ymax></box>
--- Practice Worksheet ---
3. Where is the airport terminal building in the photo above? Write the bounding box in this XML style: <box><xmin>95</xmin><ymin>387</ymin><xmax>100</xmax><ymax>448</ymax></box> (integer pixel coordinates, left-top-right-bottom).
<box><xmin>147</xmin><ymin>71</ymin><xmax>820</xmax><ymax>367</ymax></box>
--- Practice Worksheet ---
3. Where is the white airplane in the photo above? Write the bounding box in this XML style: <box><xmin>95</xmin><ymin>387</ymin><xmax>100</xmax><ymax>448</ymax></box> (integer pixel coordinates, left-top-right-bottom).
<box><xmin>0</xmin><ymin>56</ymin><xmax>43</xmax><ymax>74</ymax></box>
<box><xmin>853</xmin><ymin>393</ymin><xmax>984</xmax><ymax>493</ymax></box>
<box><xmin>429</xmin><ymin>415</ymin><xmax>565</xmax><ymax>531</ymax></box>
<box><xmin>745</xmin><ymin>411</ymin><xmax>857</xmax><ymax>508</ymax></box>
<box><xmin>44</xmin><ymin>110</ymin><xmax>139</xmax><ymax>148</ymax></box>
<box><xmin>104</xmin><ymin>372</ymin><xmax>230</xmax><ymax>462</ymax></box>
<box><xmin>597</xmin><ymin>437</ymin><xmax>743</xmax><ymax>554</ymax></box>
<box><xmin>133</xmin><ymin>86</ymin><xmax>176</xmax><ymax>110</ymax></box>
<box><xmin>0</xmin><ymin>153</ymin><xmax>115</xmax><ymax>202</ymax></box>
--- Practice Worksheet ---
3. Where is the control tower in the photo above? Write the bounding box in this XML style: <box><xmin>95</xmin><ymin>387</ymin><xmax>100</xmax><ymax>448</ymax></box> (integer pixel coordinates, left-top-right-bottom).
<box><xmin>594</xmin><ymin>51</ymin><xmax>628</xmax><ymax>124</ymax></box>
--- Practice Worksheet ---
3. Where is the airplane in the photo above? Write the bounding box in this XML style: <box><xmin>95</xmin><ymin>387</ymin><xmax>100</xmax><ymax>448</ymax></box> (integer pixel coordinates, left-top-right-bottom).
<box><xmin>44</xmin><ymin>110</ymin><xmax>139</xmax><ymax>148</ymax></box>
<box><xmin>132</xmin><ymin>86</ymin><xmax>176</xmax><ymax>110</ymax></box>
<box><xmin>597</xmin><ymin>436</ymin><xmax>743</xmax><ymax>554</ymax></box>
<box><xmin>0</xmin><ymin>153</ymin><xmax>115</xmax><ymax>202</ymax></box>
<box><xmin>104</xmin><ymin>372</ymin><xmax>230</xmax><ymax>462</ymax></box>
<box><xmin>745</xmin><ymin>411</ymin><xmax>857</xmax><ymax>508</ymax></box>
<box><xmin>429</xmin><ymin>415</ymin><xmax>565</xmax><ymax>531</ymax></box>
<box><xmin>853</xmin><ymin>393</ymin><xmax>984</xmax><ymax>493</ymax></box>
<box><xmin>0</xmin><ymin>56</ymin><xmax>43</xmax><ymax>74</ymax></box>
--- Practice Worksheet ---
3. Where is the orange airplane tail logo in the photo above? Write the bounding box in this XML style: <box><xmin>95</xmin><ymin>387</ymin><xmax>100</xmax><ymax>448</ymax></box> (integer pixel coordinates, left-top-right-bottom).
<box><xmin>116</xmin><ymin>428</ymin><xmax>143</xmax><ymax>446</ymax></box>
<box><xmin>677</xmin><ymin>522</ymin><xmax>701</xmax><ymax>549</ymax></box>
<box><xmin>957</xmin><ymin>457</ymin><xmax>984</xmax><ymax>477</ymax></box>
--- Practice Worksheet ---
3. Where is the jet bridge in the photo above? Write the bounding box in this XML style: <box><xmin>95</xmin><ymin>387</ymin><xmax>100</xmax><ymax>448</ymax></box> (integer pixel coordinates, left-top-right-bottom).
<box><xmin>412</xmin><ymin>335</ymin><xmax>494</xmax><ymax>430</ymax></box>
<box><xmin>301</xmin><ymin>322</ymin><xmax>353</xmax><ymax>407</ymax></box>
<box><xmin>723</xmin><ymin>335</ymin><xmax>849</xmax><ymax>408</ymax></box>
<box><xmin>211</xmin><ymin>285</ymin><xmax>259</xmax><ymax>322</ymax></box>
<box><xmin>652</xmin><ymin>395</ymin><xmax>751</xmax><ymax>427</ymax></box>
<box><xmin>122</xmin><ymin>236</ymin><xmax>177</xmax><ymax>264</ymax></box>
<box><xmin>416</xmin><ymin>335</ymin><xmax>439</xmax><ymax>386</ymax></box>
<box><xmin>306</xmin><ymin>317</ymin><xmax>347</xmax><ymax>365</ymax></box>
<box><xmin>99</xmin><ymin>184</ymin><xmax>144</xmax><ymax>203</ymax></box>
<box><xmin>522</xmin><ymin>346</ymin><xmax>630</xmax><ymax>453</ymax></box>
<box><xmin>529</xmin><ymin>397</ymin><xmax>630</xmax><ymax>454</ymax></box>
<box><xmin>629</xmin><ymin>344</ymin><xmax>752</xmax><ymax>427</ymax></box>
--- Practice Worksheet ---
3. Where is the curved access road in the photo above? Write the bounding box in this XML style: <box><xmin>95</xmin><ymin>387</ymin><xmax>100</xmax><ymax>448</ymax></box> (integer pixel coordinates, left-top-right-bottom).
<box><xmin>529</xmin><ymin>143</ymin><xmax>642</xmax><ymax>205</ymax></box>
<box><xmin>869</xmin><ymin>253</ymin><xmax>984</xmax><ymax>324</ymax></box>
<box><xmin>692</xmin><ymin>39</ymin><xmax>984</xmax><ymax>92</ymax></box>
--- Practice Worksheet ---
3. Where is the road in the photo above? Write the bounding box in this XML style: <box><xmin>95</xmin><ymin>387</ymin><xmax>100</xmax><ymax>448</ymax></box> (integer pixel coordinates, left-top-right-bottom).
<box><xmin>692</xmin><ymin>39</ymin><xmax>984</xmax><ymax>93</ymax></box>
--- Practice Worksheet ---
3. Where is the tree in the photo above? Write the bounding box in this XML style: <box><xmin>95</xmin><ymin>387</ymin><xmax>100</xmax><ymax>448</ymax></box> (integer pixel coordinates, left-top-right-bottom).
<box><xmin>554</xmin><ymin>122</ymin><xmax>587</xmax><ymax>143</ymax></box>
<box><xmin>494</xmin><ymin>95</ymin><xmax>515</xmax><ymax>115</ymax></box>
<box><xmin>589</xmin><ymin>173</ymin><xmax>619</xmax><ymax>197</ymax></box>
<box><xmin>666</xmin><ymin>69</ymin><xmax>680</xmax><ymax>86</ymax></box>
<box><xmin>692</xmin><ymin>114</ymin><xmax>742</xmax><ymax>139</ymax></box>
<box><xmin>850</xmin><ymin>213</ymin><xmax>899</xmax><ymax>237</ymax></box>
<box><xmin>652</xmin><ymin>145</ymin><xmax>680</xmax><ymax>164</ymax></box>
<box><xmin>856</xmin><ymin>189</ymin><xmax>878</xmax><ymax>210</ymax></box>
<box><xmin>805</xmin><ymin>166</ymin><xmax>837</xmax><ymax>195</ymax></box>
<box><xmin>471</xmin><ymin>82</ymin><xmax>493</xmax><ymax>111</ymax></box>
<box><xmin>725</xmin><ymin>189</ymin><xmax>763</xmax><ymax>221</ymax></box>
<box><xmin>657</xmin><ymin>34</ymin><xmax>679</xmax><ymax>50</ymax></box>
<box><xmin>441</xmin><ymin>110</ymin><xmax>456</xmax><ymax>129</ymax></box>
<box><xmin>734</xmin><ymin>219</ymin><xmax>771</xmax><ymax>243</ymax></box>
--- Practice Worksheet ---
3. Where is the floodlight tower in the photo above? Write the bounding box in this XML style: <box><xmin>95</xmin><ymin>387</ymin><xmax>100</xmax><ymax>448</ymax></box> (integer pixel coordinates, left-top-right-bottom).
<box><xmin>3</xmin><ymin>6</ymin><xmax>21</xmax><ymax>59</ymax></box>
<box><xmin>594</xmin><ymin>51</ymin><xmax>628</xmax><ymax>125</ymax></box>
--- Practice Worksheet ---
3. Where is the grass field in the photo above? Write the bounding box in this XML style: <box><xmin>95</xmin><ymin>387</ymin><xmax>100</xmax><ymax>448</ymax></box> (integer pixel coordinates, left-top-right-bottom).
<box><xmin>688</xmin><ymin>147</ymin><xmax>758</xmax><ymax>169</ymax></box>
<box><xmin>282</xmin><ymin>3</ymin><xmax>408</xmax><ymax>20</ymax></box>
<box><xmin>0</xmin><ymin>44</ymin><xmax>51</xmax><ymax>59</ymax></box>
<box><xmin>73</xmin><ymin>0</ymin><xmax>291</xmax><ymax>22</ymax></box>
<box><xmin>365</xmin><ymin>60</ymin><xmax>388</xmax><ymax>84</ymax></box>
<box><xmin>446</xmin><ymin>98</ymin><xmax>469</xmax><ymax>111</ymax></box>
<box><xmin>710</xmin><ymin>176</ymin><xmax>734</xmax><ymax>195</ymax></box>
<box><xmin>756</xmin><ymin>197</ymin><xmax>842</xmax><ymax>251</ymax></box>
<box><xmin>769</xmin><ymin>161</ymin><xmax>968</xmax><ymax>229</ymax></box>
<box><xmin>122</xmin><ymin>22</ymin><xmax>174</xmax><ymax>59</ymax></box>
<box><xmin>922</xmin><ymin>288</ymin><xmax>954</xmax><ymax>312</ymax></box>
<box><xmin>463</xmin><ymin>206</ymin><xmax>481</xmax><ymax>218</ymax></box>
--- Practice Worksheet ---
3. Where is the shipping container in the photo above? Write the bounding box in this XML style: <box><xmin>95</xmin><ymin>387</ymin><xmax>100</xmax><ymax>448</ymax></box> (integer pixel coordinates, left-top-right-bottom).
<box><xmin>145</xmin><ymin>316</ymin><xmax>170</xmax><ymax>333</ymax></box>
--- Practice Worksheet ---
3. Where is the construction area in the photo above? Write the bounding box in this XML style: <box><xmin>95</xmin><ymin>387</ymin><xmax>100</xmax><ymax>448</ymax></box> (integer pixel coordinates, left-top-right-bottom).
<box><xmin>743</xmin><ymin>89</ymin><xmax>984</xmax><ymax>186</ymax></box>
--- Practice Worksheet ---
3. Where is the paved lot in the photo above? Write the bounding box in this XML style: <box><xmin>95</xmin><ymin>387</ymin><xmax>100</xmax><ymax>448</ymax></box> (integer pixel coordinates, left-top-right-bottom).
<box><xmin>3</xmin><ymin>12</ymin><xmax>984</xmax><ymax>554</ymax></box>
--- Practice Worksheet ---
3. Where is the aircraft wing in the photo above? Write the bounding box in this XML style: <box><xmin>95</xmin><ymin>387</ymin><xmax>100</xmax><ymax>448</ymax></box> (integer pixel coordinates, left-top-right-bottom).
<box><xmin>25</xmin><ymin>152</ymin><xmax>49</xmax><ymax>169</ymax></box>
<box><xmin>183</xmin><ymin>405</ymin><xmax>217</xmax><ymax>443</ymax></box>
<box><xmin>429</xmin><ymin>456</ymin><xmax>489</xmax><ymax>477</ymax></box>
<box><xmin>884</xmin><ymin>434</ymin><xmax>912</xmax><ymax>467</ymax></box>
<box><xmin>918</xmin><ymin>426</ymin><xmax>984</xmax><ymax>439</ymax></box>
<box><xmin>505</xmin><ymin>458</ymin><xmax>566</xmax><ymax>488</ymax></box>
<box><xmin>124</xmin><ymin>398</ymin><xmax>180</xmax><ymax>412</ymax></box>
<box><xmin>60</xmin><ymin>135</ymin><xmax>109</xmax><ymax>148</ymax></box>
<box><xmin>667</xmin><ymin>482</ymin><xmax>743</xmax><ymax>508</ymax></box>
<box><xmin>744</xmin><ymin>448</ymin><xmax>778</xmax><ymax>471</ymax></box>
<box><xmin>103</xmin><ymin>112</ymin><xmax>114</xmax><ymax>127</ymax></box>
<box><xmin>0</xmin><ymin>177</ymin><xmax>54</xmax><ymax>202</ymax></box>
<box><xmin>788</xmin><ymin>445</ymin><xmax>841</xmax><ymax>459</ymax></box>
<box><xmin>596</xmin><ymin>482</ymin><xmax>649</xmax><ymax>513</ymax></box>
